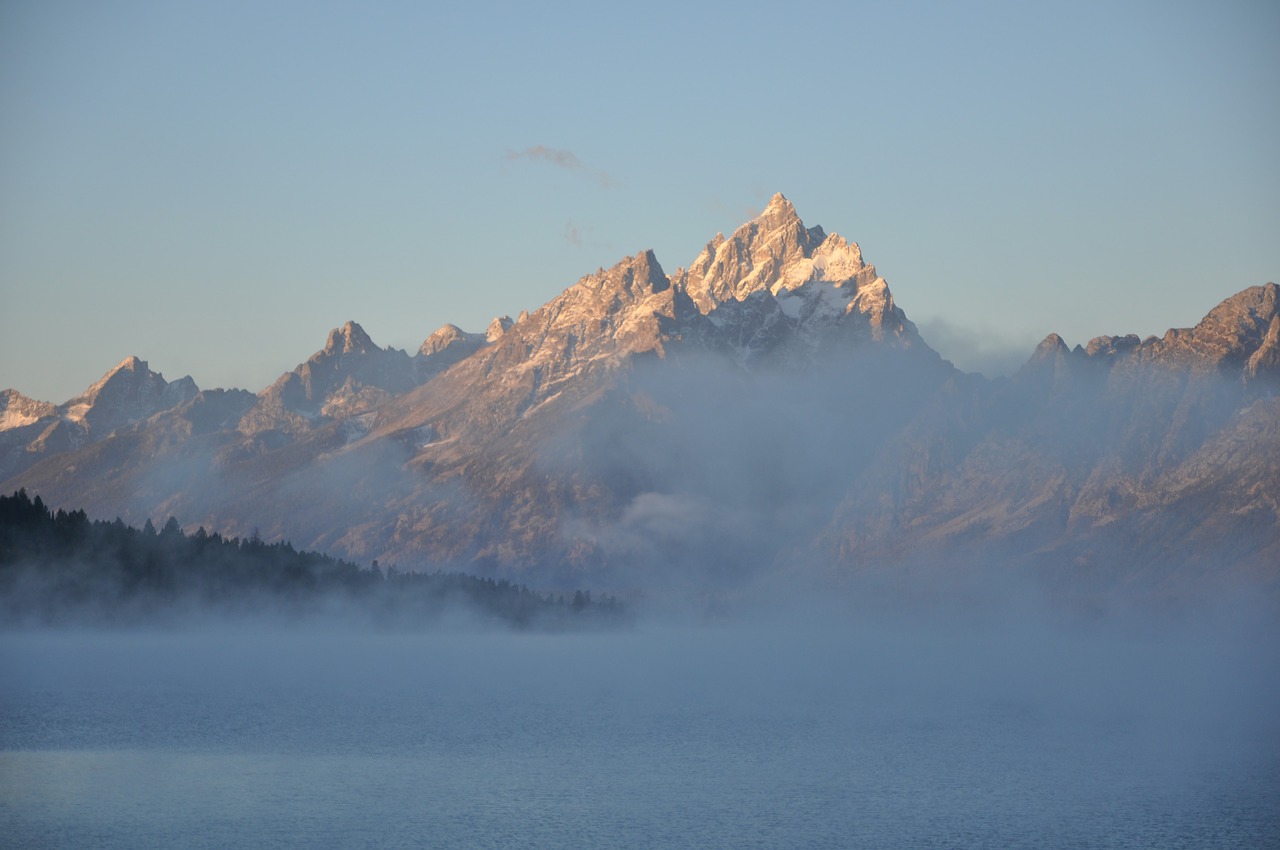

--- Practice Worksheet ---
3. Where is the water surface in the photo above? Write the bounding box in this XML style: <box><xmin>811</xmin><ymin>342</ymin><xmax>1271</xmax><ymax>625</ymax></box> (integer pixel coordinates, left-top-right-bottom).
<box><xmin>2</xmin><ymin>618</ymin><xmax>1277</xmax><ymax>848</ymax></box>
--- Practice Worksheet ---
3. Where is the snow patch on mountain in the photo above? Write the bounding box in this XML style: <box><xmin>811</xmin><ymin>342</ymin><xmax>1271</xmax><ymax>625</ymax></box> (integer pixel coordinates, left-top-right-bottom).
<box><xmin>0</xmin><ymin>390</ymin><xmax>56</xmax><ymax>431</ymax></box>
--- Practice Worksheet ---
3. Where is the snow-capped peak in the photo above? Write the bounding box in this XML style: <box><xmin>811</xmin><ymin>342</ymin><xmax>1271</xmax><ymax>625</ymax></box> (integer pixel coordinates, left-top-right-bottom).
<box><xmin>672</xmin><ymin>194</ymin><xmax>882</xmax><ymax>324</ymax></box>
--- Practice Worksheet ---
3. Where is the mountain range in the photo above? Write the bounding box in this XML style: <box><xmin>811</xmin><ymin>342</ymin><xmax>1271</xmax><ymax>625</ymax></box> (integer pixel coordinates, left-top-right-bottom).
<box><xmin>4</xmin><ymin>194</ymin><xmax>1277</xmax><ymax>598</ymax></box>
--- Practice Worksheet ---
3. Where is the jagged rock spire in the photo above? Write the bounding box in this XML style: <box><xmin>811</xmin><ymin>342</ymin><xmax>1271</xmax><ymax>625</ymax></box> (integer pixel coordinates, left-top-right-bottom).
<box><xmin>664</xmin><ymin>194</ymin><xmax>914</xmax><ymax>342</ymax></box>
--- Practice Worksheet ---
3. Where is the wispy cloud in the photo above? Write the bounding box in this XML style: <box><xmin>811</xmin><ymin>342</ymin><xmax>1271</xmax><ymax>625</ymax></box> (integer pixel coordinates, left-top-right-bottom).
<box><xmin>562</xmin><ymin>220</ymin><xmax>611</xmax><ymax>250</ymax></box>
<box><xmin>708</xmin><ymin>196</ymin><xmax>769</xmax><ymax>227</ymax></box>
<box><xmin>564</xmin><ymin>222</ymin><xmax>583</xmax><ymax>247</ymax></box>
<box><xmin>506</xmin><ymin>145</ymin><xmax>616</xmax><ymax>188</ymax></box>
<box><xmin>509</xmin><ymin>145</ymin><xmax>582</xmax><ymax>169</ymax></box>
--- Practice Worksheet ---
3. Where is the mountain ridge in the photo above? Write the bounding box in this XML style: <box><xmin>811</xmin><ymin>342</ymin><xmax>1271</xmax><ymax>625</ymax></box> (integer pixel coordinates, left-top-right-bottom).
<box><xmin>3</xmin><ymin>198</ymin><xmax>1276</xmax><ymax>597</ymax></box>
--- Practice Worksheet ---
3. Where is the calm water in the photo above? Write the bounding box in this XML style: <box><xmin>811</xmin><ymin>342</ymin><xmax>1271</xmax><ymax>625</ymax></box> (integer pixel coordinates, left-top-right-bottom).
<box><xmin>2</xmin><ymin>617</ymin><xmax>1278</xmax><ymax>849</ymax></box>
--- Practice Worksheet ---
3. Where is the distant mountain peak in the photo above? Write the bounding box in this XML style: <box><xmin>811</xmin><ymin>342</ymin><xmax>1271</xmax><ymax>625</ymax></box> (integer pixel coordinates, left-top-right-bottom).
<box><xmin>42</xmin><ymin>355</ymin><xmax>199</xmax><ymax>444</ymax></box>
<box><xmin>761</xmin><ymin>191</ymin><xmax>799</xmax><ymax>220</ymax></box>
<box><xmin>560</xmin><ymin>251</ymin><xmax>672</xmax><ymax>307</ymax></box>
<box><xmin>1021</xmin><ymin>334</ymin><xmax>1074</xmax><ymax>374</ymax></box>
<box><xmin>1161</xmin><ymin>282</ymin><xmax>1280</xmax><ymax>379</ymax></box>
<box><xmin>486</xmin><ymin>316</ymin><xmax>515</xmax><ymax>342</ymax></box>
<box><xmin>414</xmin><ymin>323</ymin><xmax>487</xmax><ymax>384</ymax></box>
<box><xmin>250</xmin><ymin>321</ymin><xmax>420</xmax><ymax>430</ymax></box>
<box><xmin>324</xmin><ymin>321</ymin><xmax>376</xmax><ymax>356</ymax></box>
<box><xmin>420</xmin><ymin>323</ymin><xmax>483</xmax><ymax>357</ymax></box>
<box><xmin>755</xmin><ymin>193</ymin><xmax>827</xmax><ymax>243</ymax></box>
<box><xmin>615</xmin><ymin>249</ymin><xmax>670</xmax><ymax>296</ymax></box>
<box><xmin>79</xmin><ymin>356</ymin><xmax>159</xmax><ymax>400</ymax></box>
<box><xmin>672</xmin><ymin>195</ymin><xmax>885</xmax><ymax>331</ymax></box>
<box><xmin>1195</xmin><ymin>282</ymin><xmax>1278</xmax><ymax>342</ymax></box>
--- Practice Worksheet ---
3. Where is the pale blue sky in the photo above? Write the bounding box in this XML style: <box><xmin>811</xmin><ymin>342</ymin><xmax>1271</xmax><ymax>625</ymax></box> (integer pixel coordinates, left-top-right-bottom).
<box><xmin>3</xmin><ymin>0</ymin><xmax>1277</xmax><ymax>401</ymax></box>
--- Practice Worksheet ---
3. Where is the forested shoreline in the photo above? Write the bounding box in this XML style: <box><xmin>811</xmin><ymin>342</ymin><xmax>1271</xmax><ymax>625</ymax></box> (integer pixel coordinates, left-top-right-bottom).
<box><xmin>0</xmin><ymin>490</ymin><xmax>625</xmax><ymax>629</ymax></box>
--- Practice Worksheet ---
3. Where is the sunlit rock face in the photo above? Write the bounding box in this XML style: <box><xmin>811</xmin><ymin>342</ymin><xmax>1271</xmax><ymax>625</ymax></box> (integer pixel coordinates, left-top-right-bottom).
<box><xmin>0</xmin><ymin>389</ymin><xmax>57</xmax><ymax>432</ymax></box>
<box><xmin>2</xmin><ymin>199</ymin><xmax>1277</xmax><ymax>596</ymax></box>
<box><xmin>672</xmin><ymin>193</ymin><xmax>914</xmax><ymax>344</ymax></box>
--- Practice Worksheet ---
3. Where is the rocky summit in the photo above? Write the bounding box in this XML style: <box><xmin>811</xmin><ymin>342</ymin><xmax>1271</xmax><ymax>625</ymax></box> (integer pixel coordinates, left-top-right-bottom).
<box><xmin>3</xmin><ymin>197</ymin><xmax>1277</xmax><ymax>598</ymax></box>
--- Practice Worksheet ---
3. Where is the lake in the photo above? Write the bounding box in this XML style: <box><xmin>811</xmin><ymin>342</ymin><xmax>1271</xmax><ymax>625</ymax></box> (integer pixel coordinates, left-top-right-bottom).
<box><xmin>2</xmin><ymin>611</ymin><xmax>1278</xmax><ymax>849</ymax></box>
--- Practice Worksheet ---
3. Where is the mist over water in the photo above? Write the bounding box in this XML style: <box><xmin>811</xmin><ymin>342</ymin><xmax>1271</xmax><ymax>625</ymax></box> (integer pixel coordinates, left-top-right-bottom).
<box><xmin>3</xmin><ymin>594</ymin><xmax>1278</xmax><ymax>849</ymax></box>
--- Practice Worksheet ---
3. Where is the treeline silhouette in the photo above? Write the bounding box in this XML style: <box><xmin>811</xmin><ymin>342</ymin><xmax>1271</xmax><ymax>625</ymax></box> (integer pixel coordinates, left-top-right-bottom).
<box><xmin>0</xmin><ymin>489</ymin><xmax>625</xmax><ymax>629</ymax></box>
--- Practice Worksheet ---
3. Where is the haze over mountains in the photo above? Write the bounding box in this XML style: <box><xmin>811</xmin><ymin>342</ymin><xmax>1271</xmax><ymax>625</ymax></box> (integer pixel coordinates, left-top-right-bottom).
<box><xmin>4</xmin><ymin>195</ymin><xmax>1277</xmax><ymax>597</ymax></box>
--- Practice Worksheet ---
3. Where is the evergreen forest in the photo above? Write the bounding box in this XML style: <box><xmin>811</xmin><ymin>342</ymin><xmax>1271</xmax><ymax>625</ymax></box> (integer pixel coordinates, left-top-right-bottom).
<box><xmin>0</xmin><ymin>489</ymin><xmax>625</xmax><ymax>629</ymax></box>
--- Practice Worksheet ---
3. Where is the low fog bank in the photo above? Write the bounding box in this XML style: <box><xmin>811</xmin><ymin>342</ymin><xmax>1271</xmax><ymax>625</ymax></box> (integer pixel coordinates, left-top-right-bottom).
<box><xmin>614</xmin><ymin>539</ymin><xmax>1280</xmax><ymax>639</ymax></box>
<box><xmin>5</xmin><ymin>598</ymin><xmax>1277</xmax><ymax>727</ymax></box>
<box><xmin>4</xmin><ymin>602</ymin><xmax>1277</xmax><ymax>799</ymax></box>
<box><xmin>528</xmin><ymin>341</ymin><xmax>1280</xmax><ymax>613</ymax></box>
<box><xmin>4</xmin><ymin>579</ymin><xmax>1276</xmax><ymax>847</ymax></box>
<box><xmin>0</xmin><ymin>556</ymin><xmax>627</xmax><ymax>634</ymax></box>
